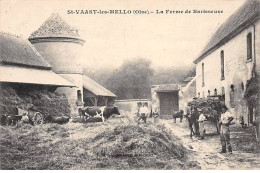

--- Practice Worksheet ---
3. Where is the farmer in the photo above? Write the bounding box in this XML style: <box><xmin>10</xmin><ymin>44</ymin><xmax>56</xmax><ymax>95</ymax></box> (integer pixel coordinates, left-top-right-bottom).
<box><xmin>219</xmin><ymin>106</ymin><xmax>234</xmax><ymax>154</ymax></box>
<box><xmin>198</xmin><ymin>108</ymin><xmax>207</xmax><ymax>140</ymax></box>
<box><xmin>153</xmin><ymin>108</ymin><xmax>160</xmax><ymax>124</ymax></box>
<box><xmin>138</xmin><ymin>103</ymin><xmax>149</xmax><ymax>124</ymax></box>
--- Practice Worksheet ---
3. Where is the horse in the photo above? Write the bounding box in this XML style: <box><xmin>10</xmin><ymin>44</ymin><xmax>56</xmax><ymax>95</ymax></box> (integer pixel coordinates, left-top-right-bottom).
<box><xmin>172</xmin><ymin>110</ymin><xmax>184</xmax><ymax>123</ymax></box>
<box><xmin>187</xmin><ymin>106</ymin><xmax>200</xmax><ymax>138</ymax></box>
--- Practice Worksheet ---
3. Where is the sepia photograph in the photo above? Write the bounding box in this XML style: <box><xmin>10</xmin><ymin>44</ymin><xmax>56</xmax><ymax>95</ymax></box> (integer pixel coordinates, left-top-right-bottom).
<box><xmin>0</xmin><ymin>0</ymin><xmax>259</xmax><ymax>170</ymax></box>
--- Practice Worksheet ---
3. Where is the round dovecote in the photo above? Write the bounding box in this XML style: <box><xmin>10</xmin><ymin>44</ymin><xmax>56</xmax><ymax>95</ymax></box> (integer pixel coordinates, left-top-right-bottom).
<box><xmin>29</xmin><ymin>13</ymin><xmax>85</xmax><ymax>74</ymax></box>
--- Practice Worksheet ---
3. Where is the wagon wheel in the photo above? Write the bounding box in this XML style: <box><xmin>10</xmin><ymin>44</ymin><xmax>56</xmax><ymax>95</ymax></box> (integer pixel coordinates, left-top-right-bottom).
<box><xmin>34</xmin><ymin>112</ymin><xmax>44</xmax><ymax>125</ymax></box>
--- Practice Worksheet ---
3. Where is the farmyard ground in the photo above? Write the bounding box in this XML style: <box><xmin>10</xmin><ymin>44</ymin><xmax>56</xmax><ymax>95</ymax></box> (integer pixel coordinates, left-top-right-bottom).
<box><xmin>0</xmin><ymin>116</ymin><xmax>259</xmax><ymax>170</ymax></box>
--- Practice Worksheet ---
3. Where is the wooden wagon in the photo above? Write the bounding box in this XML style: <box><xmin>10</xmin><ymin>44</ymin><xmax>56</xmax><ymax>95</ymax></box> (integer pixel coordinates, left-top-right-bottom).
<box><xmin>17</xmin><ymin>107</ymin><xmax>44</xmax><ymax>125</ymax></box>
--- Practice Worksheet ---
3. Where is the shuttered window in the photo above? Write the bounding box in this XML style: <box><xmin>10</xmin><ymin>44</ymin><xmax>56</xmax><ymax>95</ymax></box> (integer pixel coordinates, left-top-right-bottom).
<box><xmin>221</xmin><ymin>50</ymin><xmax>225</xmax><ymax>80</ymax></box>
<box><xmin>247</xmin><ymin>33</ymin><xmax>252</xmax><ymax>61</ymax></box>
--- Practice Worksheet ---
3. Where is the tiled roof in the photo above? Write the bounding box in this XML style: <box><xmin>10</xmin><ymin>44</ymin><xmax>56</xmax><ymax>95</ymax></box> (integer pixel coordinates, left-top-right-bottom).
<box><xmin>0</xmin><ymin>65</ymin><xmax>75</xmax><ymax>87</ymax></box>
<box><xmin>153</xmin><ymin>84</ymin><xmax>180</xmax><ymax>92</ymax></box>
<box><xmin>83</xmin><ymin>75</ymin><xmax>117</xmax><ymax>97</ymax></box>
<box><xmin>194</xmin><ymin>0</ymin><xmax>260</xmax><ymax>64</ymax></box>
<box><xmin>0</xmin><ymin>32</ymin><xmax>51</xmax><ymax>69</ymax></box>
<box><xmin>29</xmin><ymin>13</ymin><xmax>81</xmax><ymax>39</ymax></box>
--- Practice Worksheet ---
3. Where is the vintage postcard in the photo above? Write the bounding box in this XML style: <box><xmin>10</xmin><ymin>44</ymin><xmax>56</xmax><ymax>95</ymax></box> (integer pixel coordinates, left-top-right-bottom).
<box><xmin>0</xmin><ymin>0</ymin><xmax>259</xmax><ymax>170</ymax></box>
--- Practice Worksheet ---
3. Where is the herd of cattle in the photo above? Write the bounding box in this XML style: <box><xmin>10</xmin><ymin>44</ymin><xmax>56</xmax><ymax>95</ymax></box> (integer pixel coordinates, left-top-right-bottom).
<box><xmin>0</xmin><ymin>106</ymin><xmax>121</xmax><ymax>126</ymax></box>
<box><xmin>1</xmin><ymin>103</ymin><xmax>212</xmax><ymax>140</ymax></box>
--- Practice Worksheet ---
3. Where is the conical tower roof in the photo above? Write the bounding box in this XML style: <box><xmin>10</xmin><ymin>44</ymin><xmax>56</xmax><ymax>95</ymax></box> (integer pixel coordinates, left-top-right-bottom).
<box><xmin>29</xmin><ymin>13</ymin><xmax>82</xmax><ymax>39</ymax></box>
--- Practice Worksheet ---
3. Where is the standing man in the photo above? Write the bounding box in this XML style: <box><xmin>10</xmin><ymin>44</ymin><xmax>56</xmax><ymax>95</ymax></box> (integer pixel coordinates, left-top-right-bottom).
<box><xmin>153</xmin><ymin>108</ymin><xmax>160</xmax><ymax>124</ymax></box>
<box><xmin>138</xmin><ymin>103</ymin><xmax>149</xmax><ymax>124</ymax></box>
<box><xmin>198</xmin><ymin>109</ymin><xmax>207</xmax><ymax>140</ymax></box>
<box><xmin>219</xmin><ymin>106</ymin><xmax>234</xmax><ymax>154</ymax></box>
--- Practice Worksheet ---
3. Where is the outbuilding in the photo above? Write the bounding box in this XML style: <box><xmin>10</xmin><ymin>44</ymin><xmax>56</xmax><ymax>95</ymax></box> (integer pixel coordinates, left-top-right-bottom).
<box><xmin>151</xmin><ymin>84</ymin><xmax>181</xmax><ymax>119</ymax></box>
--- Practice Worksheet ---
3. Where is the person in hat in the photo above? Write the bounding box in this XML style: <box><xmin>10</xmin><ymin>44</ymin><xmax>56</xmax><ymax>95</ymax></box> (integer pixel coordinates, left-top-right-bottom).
<box><xmin>198</xmin><ymin>108</ymin><xmax>207</xmax><ymax>140</ymax></box>
<box><xmin>138</xmin><ymin>103</ymin><xmax>149</xmax><ymax>124</ymax></box>
<box><xmin>219</xmin><ymin>106</ymin><xmax>234</xmax><ymax>154</ymax></box>
<box><xmin>153</xmin><ymin>108</ymin><xmax>160</xmax><ymax>124</ymax></box>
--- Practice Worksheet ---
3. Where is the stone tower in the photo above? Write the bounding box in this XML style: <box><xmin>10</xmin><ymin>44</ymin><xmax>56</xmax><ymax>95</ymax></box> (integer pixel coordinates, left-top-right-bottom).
<box><xmin>29</xmin><ymin>13</ymin><xmax>86</xmax><ymax>114</ymax></box>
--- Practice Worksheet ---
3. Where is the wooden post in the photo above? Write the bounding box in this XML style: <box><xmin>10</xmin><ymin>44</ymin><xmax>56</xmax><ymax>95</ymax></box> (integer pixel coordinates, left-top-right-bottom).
<box><xmin>94</xmin><ymin>97</ymin><xmax>98</xmax><ymax>106</ymax></box>
<box><xmin>103</xmin><ymin>97</ymin><xmax>108</xmax><ymax>106</ymax></box>
<box><xmin>89</xmin><ymin>97</ymin><xmax>95</xmax><ymax>106</ymax></box>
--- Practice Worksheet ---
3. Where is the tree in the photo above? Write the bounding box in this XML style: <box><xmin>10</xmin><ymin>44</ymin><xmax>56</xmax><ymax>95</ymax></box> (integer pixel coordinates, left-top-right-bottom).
<box><xmin>105</xmin><ymin>58</ymin><xmax>154</xmax><ymax>99</ymax></box>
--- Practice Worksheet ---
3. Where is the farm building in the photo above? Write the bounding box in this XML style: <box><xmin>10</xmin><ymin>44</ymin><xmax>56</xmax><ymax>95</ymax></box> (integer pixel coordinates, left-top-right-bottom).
<box><xmin>151</xmin><ymin>84</ymin><xmax>181</xmax><ymax>119</ymax></box>
<box><xmin>28</xmin><ymin>13</ymin><xmax>116</xmax><ymax>114</ymax></box>
<box><xmin>193</xmin><ymin>0</ymin><xmax>260</xmax><ymax>126</ymax></box>
<box><xmin>0</xmin><ymin>32</ymin><xmax>75</xmax><ymax>116</ymax></box>
<box><xmin>82</xmin><ymin>75</ymin><xmax>116</xmax><ymax>107</ymax></box>
<box><xmin>0</xmin><ymin>32</ymin><xmax>74</xmax><ymax>90</ymax></box>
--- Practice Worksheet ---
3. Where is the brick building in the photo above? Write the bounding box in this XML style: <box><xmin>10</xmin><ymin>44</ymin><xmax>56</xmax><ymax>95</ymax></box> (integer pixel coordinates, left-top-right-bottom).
<box><xmin>194</xmin><ymin>0</ymin><xmax>259</xmax><ymax>126</ymax></box>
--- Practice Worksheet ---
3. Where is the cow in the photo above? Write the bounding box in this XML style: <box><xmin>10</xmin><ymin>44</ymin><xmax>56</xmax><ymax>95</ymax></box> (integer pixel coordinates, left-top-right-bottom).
<box><xmin>172</xmin><ymin>110</ymin><xmax>184</xmax><ymax>123</ymax></box>
<box><xmin>78</xmin><ymin>106</ymin><xmax>120</xmax><ymax>122</ymax></box>
<box><xmin>49</xmin><ymin>116</ymin><xmax>71</xmax><ymax>124</ymax></box>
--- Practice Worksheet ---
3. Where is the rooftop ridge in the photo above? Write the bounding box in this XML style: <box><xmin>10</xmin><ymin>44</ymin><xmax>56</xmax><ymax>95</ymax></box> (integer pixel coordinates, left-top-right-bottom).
<box><xmin>29</xmin><ymin>13</ymin><xmax>82</xmax><ymax>39</ymax></box>
<box><xmin>193</xmin><ymin>0</ymin><xmax>260</xmax><ymax>64</ymax></box>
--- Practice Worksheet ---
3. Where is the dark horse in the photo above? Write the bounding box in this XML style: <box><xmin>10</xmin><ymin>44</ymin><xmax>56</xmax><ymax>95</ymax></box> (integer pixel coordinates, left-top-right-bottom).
<box><xmin>172</xmin><ymin>110</ymin><xmax>184</xmax><ymax>123</ymax></box>
<box><xmin>187</xmin><ymin>106</ymin><xmax>200</xmax><ymax>138</ymax></box>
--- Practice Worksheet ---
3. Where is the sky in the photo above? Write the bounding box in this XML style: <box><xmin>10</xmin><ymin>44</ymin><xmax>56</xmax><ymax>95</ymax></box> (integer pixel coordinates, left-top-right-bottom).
<box><xmin>0</xmin><ymin>0</ymin><xmax>247</xmax><ymax>70</ymax></box>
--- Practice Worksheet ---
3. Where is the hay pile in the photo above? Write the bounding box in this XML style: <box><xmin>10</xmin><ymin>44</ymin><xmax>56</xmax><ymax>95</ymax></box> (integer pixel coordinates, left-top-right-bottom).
<box><xmin>0</xmin><ymin>87</ymin><xmax>70</xmax><ymax>117</ymax></box>
<box><xmin>88</xmin><ymin>124</ymin><xmax>197</xmax><ymax>169</ymax></box>
<box><xmin>187</xmin><ymin>98</ymin><xmax>224</xmax><ymax>118</ymax></box>
<box><xmin>0</xmin><ymin>122</ymin><xmax>199</xmax><ymax>170</ymax></box>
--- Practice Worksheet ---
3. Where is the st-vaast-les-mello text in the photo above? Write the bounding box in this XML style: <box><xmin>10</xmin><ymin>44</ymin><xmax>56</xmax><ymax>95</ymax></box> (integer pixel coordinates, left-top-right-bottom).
<box><xmin>67</xmin><ymin>9</ymin><xmax>223</xmax><ymax>15</ymax></box>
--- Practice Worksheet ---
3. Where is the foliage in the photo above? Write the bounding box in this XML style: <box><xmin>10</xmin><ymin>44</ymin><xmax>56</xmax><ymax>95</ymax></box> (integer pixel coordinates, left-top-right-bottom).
<box><xmin>83</xmin><ymin>58</ymin><xmax>195</xmax><ymax>100</ymax></box>
<box><xmin>244</xmin><ymin>75</ymin><xmax>259</xmax><ymax>107</ymax></box>
<box><xmin>104</xmin><ymin>58</ymin><xmax>154</xmax><ymax>99</ymax></box>
<box><xmin>151</xmin><ymin>65</ymin><xmax>195</xmax><ymax>85</ymax></box>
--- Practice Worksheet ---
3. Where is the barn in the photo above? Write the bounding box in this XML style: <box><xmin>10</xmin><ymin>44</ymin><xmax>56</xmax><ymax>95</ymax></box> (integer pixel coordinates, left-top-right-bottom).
<box><xmin>151</xmin><ymin>84</ymin><xmax>181</xmax><ymax>119</ymax></box>
<box><xmin>82</xmin><ymin>75</ymin><xmax>117</xmax><ymax>107</ymax></box>
<box><xmin>0</xmin><ymin>32</ymin><xmax>74</xmax><ymax>90</ymax></box>
<box><xmin>0</xmin><ymin>32</ymin><xmax>75</xmax><ymax>116</ymax></box>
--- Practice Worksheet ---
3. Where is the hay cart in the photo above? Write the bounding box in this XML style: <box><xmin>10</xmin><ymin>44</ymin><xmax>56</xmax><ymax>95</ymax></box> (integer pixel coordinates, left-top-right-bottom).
<box><xmin>17</xmin><ymin>107</ymin><xmax>44</xmax><ymax>125</ymax></box>
<box><xmin>187</xmin><ymin>96</ymin><xmax>225</xmax><ymax>134</ymax></box>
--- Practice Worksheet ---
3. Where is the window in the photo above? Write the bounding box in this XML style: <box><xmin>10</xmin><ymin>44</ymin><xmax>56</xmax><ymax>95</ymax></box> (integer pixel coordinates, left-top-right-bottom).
<box><xmin>247</xmin><ymin>33</ymin><xmax>252</xmax><ymax>61</ymax></box>
<box><xmin>221</xmin><ymin>50</ymin><xmax>225</xmax><ymax>79</ymax></box>
<box><xmin>221</xmin><ymin>87</ymin><xmax>225</xmax><ymax>102</ymax></box>
<box><xmin>208</xmin><ymin>90</ymin><xmax>210</xmax><ymax>96</ymax></box>
<box><xmin>77</xmin><ymin>90</ymin><xmax>82</xmax><ymax>102</ymax></box>
<box><xmin>198</xmin><ymin>92</ymin><xmax>200</xmax><ymax>98</ymax></box>
<box><xmin>202</xmin><ymin>63</ymin><xmax>205</xmax><ymax>86</ymax></box>
<box><xmin>230</xmin><ymin>85</ymin><xmax>235</xmax><ymax>107</ymax></box>
<box><xmin>214</xmin><ymin>88</ymin><xmax>217</xmax><ymax>95</ymax></box>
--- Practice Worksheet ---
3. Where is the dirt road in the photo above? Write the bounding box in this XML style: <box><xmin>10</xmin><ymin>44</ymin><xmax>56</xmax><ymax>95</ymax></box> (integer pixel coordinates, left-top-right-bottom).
<box><xmin>161</xmin><ymin>119</ymin><xmax>259</xmax><ymax>169</ymax></box>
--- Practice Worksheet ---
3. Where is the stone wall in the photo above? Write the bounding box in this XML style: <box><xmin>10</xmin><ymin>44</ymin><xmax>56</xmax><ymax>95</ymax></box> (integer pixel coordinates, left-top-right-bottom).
<box><xmin>56</xmin><ymin>74</ymin><xmax>84</xmax><ymax>115</ymax></box>
<box><xmin>196</xmin><ymin>21</ymin><xmax>259</xmax><ymax>125</ymax></box>
<box><xmin>179</xmin><ymin>77</ymin><xmax>196</xmax><ymax>114</ymax></box>
<box><xmin>115</xmin><ymin>99</ymin><xmax>152</xmax><ymax>117</ymax></box>
<box><xmin>30</xmin><ymin>38</ymin><xmax>85</xmax><ymax>115</ymax></box>
<box><xmin>30</xmin><ymin>39</ymin><xmax>84</xmax><ymax>74</ymax></box>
